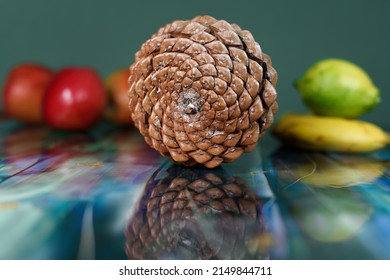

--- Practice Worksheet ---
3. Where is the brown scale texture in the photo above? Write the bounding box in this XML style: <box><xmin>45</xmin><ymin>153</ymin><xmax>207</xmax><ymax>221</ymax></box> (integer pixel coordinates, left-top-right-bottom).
<box><xmin>125</xmin><ymin>165</ymin><xmax>269</xmax><ymax>260</ymax></box>
<box><xmin>129</xmin><ymin>15</ymin><xmax>278</xmax><ymax>168</ymax></box>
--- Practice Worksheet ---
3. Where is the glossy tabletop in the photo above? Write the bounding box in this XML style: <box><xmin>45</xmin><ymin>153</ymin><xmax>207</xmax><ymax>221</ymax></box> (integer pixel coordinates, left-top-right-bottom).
<box><xmin>0</xmin><ymin>119</ymin><xmax>389</xmax><ymax>259</ymax></box>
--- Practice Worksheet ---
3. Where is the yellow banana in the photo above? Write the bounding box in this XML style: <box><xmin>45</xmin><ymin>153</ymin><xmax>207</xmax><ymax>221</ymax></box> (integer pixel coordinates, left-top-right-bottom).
<box><xmin>272</xmin><ymin>113</ymin><xmax>390</xmax><ymax>152</ymax></box>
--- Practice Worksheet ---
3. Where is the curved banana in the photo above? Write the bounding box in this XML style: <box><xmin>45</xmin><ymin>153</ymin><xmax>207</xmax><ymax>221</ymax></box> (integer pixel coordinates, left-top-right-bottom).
<box><xmin>272</xmin><ymin>113</ymin><xmax>390</xmax><ymax>152</ymax></box>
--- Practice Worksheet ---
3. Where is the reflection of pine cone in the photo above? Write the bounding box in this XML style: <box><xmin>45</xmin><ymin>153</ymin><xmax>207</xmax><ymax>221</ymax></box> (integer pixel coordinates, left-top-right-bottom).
<box><xmin>129</xmin><ymin>15</ymin><xmax>278</xmax><ymax>168</ymax></box>
<box><xmin>125</xmin><ymin>164</ymin><xmax>268</xmax><ymax>260</ymax></box>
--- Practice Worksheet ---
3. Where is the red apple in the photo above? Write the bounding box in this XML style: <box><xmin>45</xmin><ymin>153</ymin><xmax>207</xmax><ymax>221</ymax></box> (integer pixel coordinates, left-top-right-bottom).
<box><xmin>43</xmin><ymin>67</ymin><xmax>107</xmax><ymax>130</ymax></box>
<box><xmin>105</xmin><ymin>68</ymin><xmax>133</xmax><ymax>125</ymax></box>
<box><xmin>3</xmin><ymin>63</ymin><xmax>54</xmax><ymax>124</ymax></box>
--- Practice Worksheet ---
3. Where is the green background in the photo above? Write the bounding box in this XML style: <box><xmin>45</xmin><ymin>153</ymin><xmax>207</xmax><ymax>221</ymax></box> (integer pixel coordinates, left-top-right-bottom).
<box><xmin>1</xmin><ymin>0</ymin><xmax>389</xmax><ymax>126</ymax></box>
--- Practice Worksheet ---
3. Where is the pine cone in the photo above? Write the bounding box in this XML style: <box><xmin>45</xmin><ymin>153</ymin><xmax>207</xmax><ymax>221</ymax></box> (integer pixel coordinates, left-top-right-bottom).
<box><xmin>125</xmin><ymin>165</ymin><xmax>269</xmax><ymax>260</ymax></box>
<box><xmin>129</xmin><ymin>15</ymin><xmax>278</xmax><ymax>168</ymax></box>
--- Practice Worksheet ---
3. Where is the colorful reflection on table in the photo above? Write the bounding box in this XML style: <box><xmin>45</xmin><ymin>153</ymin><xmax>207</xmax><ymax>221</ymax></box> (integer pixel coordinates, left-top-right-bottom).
<box><xmin>265</xmin><ymin>147</ymin><xmax>390</xmax><ymax>259</ymax></box>
<box><xmin>0</xmin><ymin>120</ymin><xmax>389</xmax><ymax>259</ymax></box>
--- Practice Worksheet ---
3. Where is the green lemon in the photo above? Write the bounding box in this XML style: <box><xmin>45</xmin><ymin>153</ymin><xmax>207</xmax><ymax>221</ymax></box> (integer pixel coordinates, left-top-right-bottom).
<box><xmin>295</xmin><ymin>58</ymin><xmax>380</xmax><ymax>118</ymax></box>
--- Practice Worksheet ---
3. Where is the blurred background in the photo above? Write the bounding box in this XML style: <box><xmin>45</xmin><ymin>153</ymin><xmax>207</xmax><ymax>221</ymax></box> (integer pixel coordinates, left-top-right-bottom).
<box><xmin>0</xmin><ymin>0</ymin><xmax>389</xmax><ymax>126</ymax></box>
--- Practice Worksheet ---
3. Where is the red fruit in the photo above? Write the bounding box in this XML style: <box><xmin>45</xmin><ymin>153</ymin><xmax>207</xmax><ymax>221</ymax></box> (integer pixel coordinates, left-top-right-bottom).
<box><xmin>3</xmin><ymin>63</ymin><xmax>54</xmax><ymax>124</ymax></box>
<box><xmin>105</xmin><ymin>68</ymin><xmax>133</xmax><ymax>125</ymax></box>
<box><xmin>43</xmin><ymin>67</ymin><xmax>107</xmax><ymax>130</ymax></box>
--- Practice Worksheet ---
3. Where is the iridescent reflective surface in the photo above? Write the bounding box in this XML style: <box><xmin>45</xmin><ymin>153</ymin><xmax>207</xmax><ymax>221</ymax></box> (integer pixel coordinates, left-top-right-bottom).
<box><xmin>0</xmin><ymin>120</ymin><xmax>389</xmax><ymax>259</ymax></box>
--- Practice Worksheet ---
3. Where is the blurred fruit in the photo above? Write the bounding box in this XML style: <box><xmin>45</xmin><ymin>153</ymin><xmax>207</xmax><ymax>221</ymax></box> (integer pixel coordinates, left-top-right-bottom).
<box><xmin>268</xmin><ymin>148</ymin><xmax>373</xmax><ymax>243</ymax></box>
<box><xmin>272</xmin><ymin>113</ymin><xmax>389</xmax><ymax>152</ymax></box>
<box><xmin>105</xmin><ymin>68</ymin><xmax>132</xmax><ymax>125</ymax></box>
<box><xmin>276</xmin><ymin>151</ymin><xmax>385</xmax><ymax>188</ymax></box>
<box><xmin>295</xmin><ymin>58</ymin><xmax>380</xmax><ymax>118</ymax></box>
<box><xmin>43</xmin><ymin>67</ymin><xmax>106</xmax><ymax>130</ymax></box>
<box><xmin>296</xmin><ymin>189</ymin><xmax>372</xmax><ymax>242</ymax></box>
<box><xmin>291</xmin><ymin>158</ymin><xmax>385</xmax><ymax>188</ymax></box>
<box><xmin>3</xmin><ymin>63</ymin><xmax>54</xmax><ymax>123</ymax></box>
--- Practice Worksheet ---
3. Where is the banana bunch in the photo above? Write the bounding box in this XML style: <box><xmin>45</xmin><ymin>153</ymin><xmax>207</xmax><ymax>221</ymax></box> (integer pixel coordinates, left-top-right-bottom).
<box><xmin>272</xmin><ymin>113</ymin><xmax>390</xmax><ymax>152</ymax></box>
